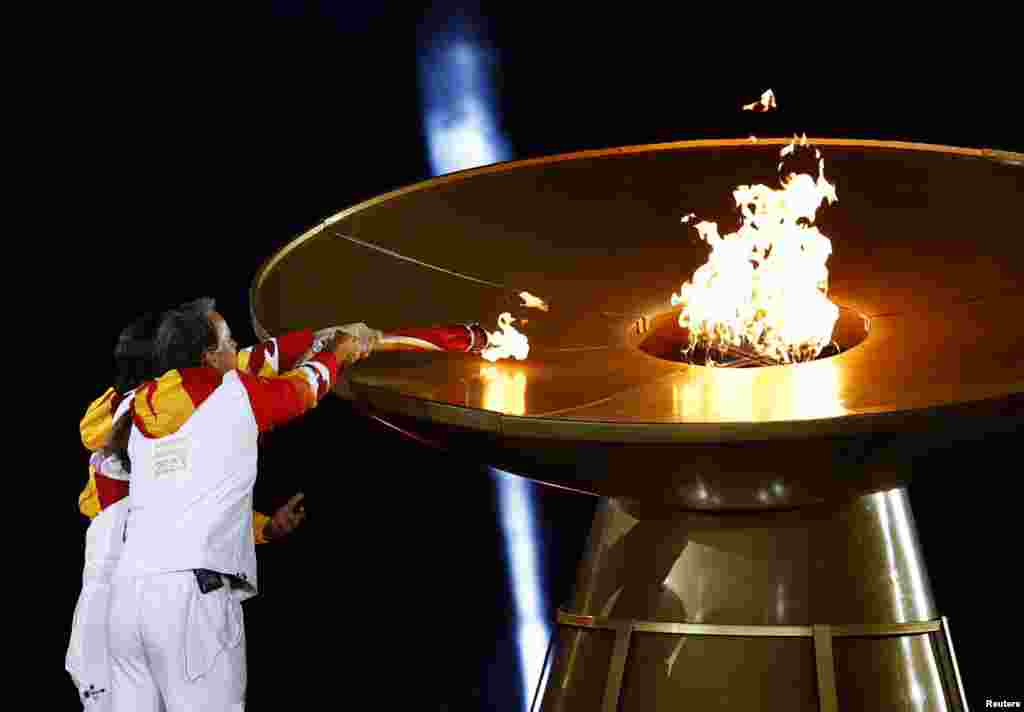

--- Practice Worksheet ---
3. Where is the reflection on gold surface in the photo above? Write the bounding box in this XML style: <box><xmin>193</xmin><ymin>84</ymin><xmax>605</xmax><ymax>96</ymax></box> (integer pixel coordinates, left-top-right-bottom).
<box><xmin>673</xmin><ymin>370</ymin><xmax>755</xmax><ymax>421</ymax></box>
<box><xmin>672</xmin><ymin>357</ymin><xmax>849</xmax><ymax>421</ymax></box>
<box><xmin>481</xmin><ymin>365</ymin><xmax>527</xmax><ymax>415</ymax></box>
<box><xmin>886</xmin><ymin>490</ymin><xmax>932</xmax><ymax>621</ymax></box>
<box><xmin>876</xmin><ymin>488</ymin><xmax>943</xmax><ymax>709</ymax></box>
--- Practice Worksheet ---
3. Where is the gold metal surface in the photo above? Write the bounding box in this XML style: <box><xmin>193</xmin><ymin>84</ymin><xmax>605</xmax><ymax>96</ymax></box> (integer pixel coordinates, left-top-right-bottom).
<box><xmin>556</xmin><ymin>609</ymin><xmax>945</xmax><ymax>638</ymax></box>
<box><xmin>939</xmin><ymin>617</ymin><xmax>969</xmax><ymax>711</ymax></box>
<box><xmin>831</xmin><ymin>621</ymin><xmax>942</xmax><ymax>637</ymax></box>
<box><xmin>251</xmin><ymin>139</ymin><xmax>1013</xmax><ymax>709</ymax></box>
<box><xmin>833</xmin><ymin>634</ymin><xmax>951</xmax><ymax>710</ymax></box>
<box><xmin>252</xmin><ymin>138</ymin><xmax>1023</xmax><ymax>505</ymax></box>
<box><xmin>565</xmin><ymin>491</ymin><xmax>937</xmax><ymax>626</ymax></box>
<box><xmin>540</xmin><ymin>489</ymin><xmax>959</xmax><ymax>711</ymax></box>
<box><xmin>549</xmin><ymin>611</ymin><xmax>956</xmax><ymax>711</ymax></box>
<box><xmin>541</xmin><ymin>628</ymin><xmax>617</xmax><ymax>712</ymax></box>
<box><xmin>813</xmin><ymin>625</ymin><xmax>840</xmax><ymax>712</ymax></box>
<box><xmin>602</xmin><ymin>627</ymin><xmax>632</xmax><ymax>712</ymax></box>
<box><xmin>558</xmin><ymin>610</ymin><xmax>814</xmax><ymax>637</ymax></box>
<box><xmin>618</xmin><ymin>633</ymin><xmax>819</xmax><ymax>711</ymax></box>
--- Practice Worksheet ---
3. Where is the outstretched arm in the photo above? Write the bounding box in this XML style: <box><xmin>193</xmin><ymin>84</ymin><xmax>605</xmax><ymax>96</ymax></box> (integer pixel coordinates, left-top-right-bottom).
<box><xmin>236</xmin><ymin>332</ymin><xmax>371</xmax><ymax>433</ymax></box>
<box><xmin>239</xmin><ymin>325</ymin><xmax>379</xmax><ymax>377</ymax></box>
<box><xmin>237</xmin><ymin>329</ymin><xmax>316</xmax><ymax>377</ymax></box>
<box><xmin>83</xmin><ymin>328</ymin><xmax>350</xmax><ymax>448</ymax></box>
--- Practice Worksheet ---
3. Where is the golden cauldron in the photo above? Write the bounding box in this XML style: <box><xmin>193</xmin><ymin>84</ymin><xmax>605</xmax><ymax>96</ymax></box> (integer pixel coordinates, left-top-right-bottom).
<box><xmin>252</xmin><ymin>139</ymin><xmax>1023</xmax><ymax>711</ymax></box>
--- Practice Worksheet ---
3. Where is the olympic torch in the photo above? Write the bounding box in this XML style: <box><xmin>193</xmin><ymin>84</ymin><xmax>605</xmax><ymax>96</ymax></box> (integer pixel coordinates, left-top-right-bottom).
<box><xmin>321</xmin><ymin>313</ymin><xmax>530</xmax><ymax>363</ymax></box>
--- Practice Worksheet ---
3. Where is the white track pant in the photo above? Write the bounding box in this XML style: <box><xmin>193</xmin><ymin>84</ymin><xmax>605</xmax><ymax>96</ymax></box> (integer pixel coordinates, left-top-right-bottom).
<box><xmin>108</xmin><ymin>571</ymin><xmax>246</xmax><ymax>712</ymax></box>
<box><xmin>67</xmin><ymin>582</ymin><xmax>114</xmax><ymax>711</ymax></box>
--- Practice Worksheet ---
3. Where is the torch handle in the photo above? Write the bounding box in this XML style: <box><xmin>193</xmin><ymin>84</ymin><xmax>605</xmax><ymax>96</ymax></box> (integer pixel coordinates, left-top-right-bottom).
<box><xmin>371</xmin><ymin>324</ymin><xmax>491</xmax><ymax>354</ymax></box>
<box><xmin>373</xmin><ymin>335</ymin><xmax>445</xmax><ymax>352</ymax></box>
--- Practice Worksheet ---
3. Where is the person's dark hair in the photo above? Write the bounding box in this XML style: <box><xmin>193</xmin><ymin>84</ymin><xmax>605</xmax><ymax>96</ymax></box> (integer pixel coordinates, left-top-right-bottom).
<box><xmin>152</xmin><ymin>297</ymin><xmax>218</xmax><ymax>375</ymax></box>
<box><xmin>113</xmin><ymin>311</ymin><xmax>161</xmax><ymax>394</ymax></box>
<box><xmin>108</xmin><ymin>310</ymin><xmax>163</xmax><ymax>473</ymax></box>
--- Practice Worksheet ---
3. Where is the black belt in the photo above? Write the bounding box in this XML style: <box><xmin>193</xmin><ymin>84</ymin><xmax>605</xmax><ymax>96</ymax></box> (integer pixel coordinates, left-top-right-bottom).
<box><xmin>193</xmin><ymin>569</ymin><xmax>250</xmax><ymax>594</ymax></box>
<box><xmin>193</xmin><ymin>569</ymin><xmax>225</xmax><ymax>594</ymax></box>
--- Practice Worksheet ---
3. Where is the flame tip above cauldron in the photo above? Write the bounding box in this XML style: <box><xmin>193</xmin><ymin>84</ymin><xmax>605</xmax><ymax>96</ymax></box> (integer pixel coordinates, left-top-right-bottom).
<box><xmin>742</xmin><ymin>88</ymin><xmax>777</xmax><ymax>113</ymax></box>
<box><xmin>518</xmin><ymin>291</ymin><xmax>549</xmax><ymax>312</ymax></box>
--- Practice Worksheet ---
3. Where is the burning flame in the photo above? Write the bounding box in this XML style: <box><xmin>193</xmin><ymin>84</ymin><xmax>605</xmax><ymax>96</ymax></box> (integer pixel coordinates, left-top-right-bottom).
<box><xmin>481</xmin><ymin>365</ymin><xmax>527</xmax><ymax>415</ymax></box>
<box><xmin>672</xmin><ymin>135</ymin><xmax>839</xmax><ymax>364</ymax></box>
<box><xmin>482</xmin><ymin>312</ymin><xmax>530</xmax><ymax>362</ymax></box>
<box><xmin>519</xmin><ymin>291</ymin><xmax>549</xmax><ymax>311</ymax></box>
<box><xmin>743</xmin><ymin>88</ymin><xmax>776</xmax><ymax>112</ymax></box>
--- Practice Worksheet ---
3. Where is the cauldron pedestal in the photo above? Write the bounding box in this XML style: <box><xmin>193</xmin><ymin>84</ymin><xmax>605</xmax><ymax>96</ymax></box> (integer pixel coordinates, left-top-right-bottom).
<box><xmin>541</xmin><ymin>489</ymin><xmax>964</xmax><ymax>711</ymax></box>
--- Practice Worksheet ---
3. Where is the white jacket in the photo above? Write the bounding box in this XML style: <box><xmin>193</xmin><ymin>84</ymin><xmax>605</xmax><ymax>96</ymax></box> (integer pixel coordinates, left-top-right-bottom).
<box><xmin>116</xmin><ymin>371</ymin><xmax>260</xmax><ymax>598</ymax></box>
<box><xmin>113</xmin><ymin>353</ymin><xmax>336</xmax><ymax>601</ymax></box>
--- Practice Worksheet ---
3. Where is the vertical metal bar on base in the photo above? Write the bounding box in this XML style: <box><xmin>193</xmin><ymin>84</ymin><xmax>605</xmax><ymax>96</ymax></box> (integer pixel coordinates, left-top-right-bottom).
<box><xmin>812</xmin><ymin>625</ymin><xmax>839</xmax><ymax>712</ymax></box>
<box><xmin>940</xmin><ymin>617</ymin><xmax>970</xmax><ymax>712</ymax></box>
<box><xmin>530</xmin><ymin>628</ymin><xmax>556</xmax><ymax>712</ymax></box>
<box><xmin>602</xmin><ymin>625</ymin><xmax>633</xmax><ymax>712</ymax></box>
<box><xmin>561</xmin><ymin>629</ymin><xmax>582</xmax><ymax>691</ymax></box>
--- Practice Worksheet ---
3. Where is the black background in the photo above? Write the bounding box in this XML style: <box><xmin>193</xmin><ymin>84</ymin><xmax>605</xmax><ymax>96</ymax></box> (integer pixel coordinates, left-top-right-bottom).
<box><xmin>52</xmin><ymin>3</ymin><xmax>1022</xmax><ymax>709</ymax></box>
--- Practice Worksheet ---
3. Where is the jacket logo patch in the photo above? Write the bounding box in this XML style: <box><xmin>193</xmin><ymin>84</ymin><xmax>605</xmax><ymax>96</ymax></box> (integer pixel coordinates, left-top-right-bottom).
<box><xmin>153</xmin><ymin>434</ymin><xmax>192</xmax><ymax>480</ymax></box>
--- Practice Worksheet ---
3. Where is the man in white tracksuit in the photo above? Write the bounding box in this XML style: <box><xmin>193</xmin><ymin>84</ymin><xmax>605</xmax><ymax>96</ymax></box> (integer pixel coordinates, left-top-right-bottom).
<box><xmin>107</xmin><ymin>298</ymin><xmax>373</xmax><ymax>711</ymax></box>
<box><xmin>70</xmin><ymin>311</ymin><xmax>318</xmax><ymax>710</ymax></box>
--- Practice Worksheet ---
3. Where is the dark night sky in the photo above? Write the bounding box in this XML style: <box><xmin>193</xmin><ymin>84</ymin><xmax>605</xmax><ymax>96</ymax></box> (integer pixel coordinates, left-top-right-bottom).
<box><xmin>51</xmin><ymin>5</ymin><xmax>1021</xmax><ymax>710</ymax></box>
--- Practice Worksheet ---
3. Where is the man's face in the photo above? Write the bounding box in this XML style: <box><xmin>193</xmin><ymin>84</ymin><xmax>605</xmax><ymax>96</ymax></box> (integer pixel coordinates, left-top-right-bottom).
<box><xmin>204</xmin><ymin>311</ymin><xmax>238</xmax><ymax>373</ymax></box>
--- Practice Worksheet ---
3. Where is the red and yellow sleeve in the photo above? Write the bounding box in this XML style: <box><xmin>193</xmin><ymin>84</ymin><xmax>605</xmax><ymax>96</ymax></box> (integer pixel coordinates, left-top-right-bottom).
<box><xmin>78</xmin><ymin>453</ymin><xmax>131</xmax><ymax>519</ymax></box>
<box><xmin>235</xmin><ymin>351</ymin><xmax>339</xmax><ymax>433</ymax></box>
<box><xmin>81</xmin><ymin>387</ymin><xmax>122</xmax><ymax>451</ymax></box>
<box><xmin>253</xmin><ymin>510</ymin><xmax>272</xmax><ymax>545</ymax></box>
<box><xmin>275</xmin><ymin>329</ymin><xmax>316</xmax><ymax>371</ymax></box>
<box><xmin>237</xmin><ymin>329</ymin><xmax>315</xmax><ymax>377</ymax></box>
<box><xmin>78</xmin><ymin>461</ymin><xmax>102</xmax><ymax>520</ymax></box>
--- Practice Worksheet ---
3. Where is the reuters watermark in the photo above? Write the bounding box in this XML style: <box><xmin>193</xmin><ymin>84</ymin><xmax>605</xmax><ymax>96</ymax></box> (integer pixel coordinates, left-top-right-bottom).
<box><xmin>986</xmin><ymin>701</ymin><xmax>1022</xmax><ymax>709</ymax></box>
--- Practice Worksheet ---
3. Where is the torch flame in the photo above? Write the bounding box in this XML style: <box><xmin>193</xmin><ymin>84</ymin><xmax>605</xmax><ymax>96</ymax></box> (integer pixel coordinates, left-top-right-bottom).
<box><xmin>673</xmin><ymin>136</ymin><xmax>840</xmax><ymax>364</ymax></box>
<box><xmin>482</xmin><ymin>312</ymin><xmax>530</xmax><ymax>362</ymax></box>
<box><xmin>519</xmin><ymin>291</ymin><xmax>550</xmax><ymax>311</ymax></box>
<box><xmin>742</xmin><ymin>88</ymin><xmax>777</xmax><ymax>112</ymax></box>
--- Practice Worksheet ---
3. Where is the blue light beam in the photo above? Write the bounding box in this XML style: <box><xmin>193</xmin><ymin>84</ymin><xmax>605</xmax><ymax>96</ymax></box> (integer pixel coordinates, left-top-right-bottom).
<box><xmin>494</xmin><ymin>468</ymin><xmax>552</xmax><ymax>710</ymax></box>
<box><xmin>418</xmin><ymin>23</ymin><xmax>548</xmax><ymax>710</ymax></box>
<box><xmin>419</xmin><ymin>32</ymin><xmax>511</xmax><ymax>175</ymax></box>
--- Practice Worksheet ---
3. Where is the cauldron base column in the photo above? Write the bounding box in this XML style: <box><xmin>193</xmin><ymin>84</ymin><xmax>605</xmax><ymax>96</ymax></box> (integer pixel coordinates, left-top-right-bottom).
<box><xmin>539</xmin><ymin>487</ymin><xmax>967</xmax><ymax>712</ymax></box>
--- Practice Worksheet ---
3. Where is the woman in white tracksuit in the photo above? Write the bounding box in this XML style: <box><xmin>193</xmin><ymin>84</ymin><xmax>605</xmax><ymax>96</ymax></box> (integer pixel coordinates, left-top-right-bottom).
<box><xmin>67</xmin><ymin>312</ymin><xmax>157</xmax><ymax>710</ymax></box>
<box><xmin>66</xmin><ymin>452</ymin><xmax>132</xmax><ymax>709</ymax></box>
